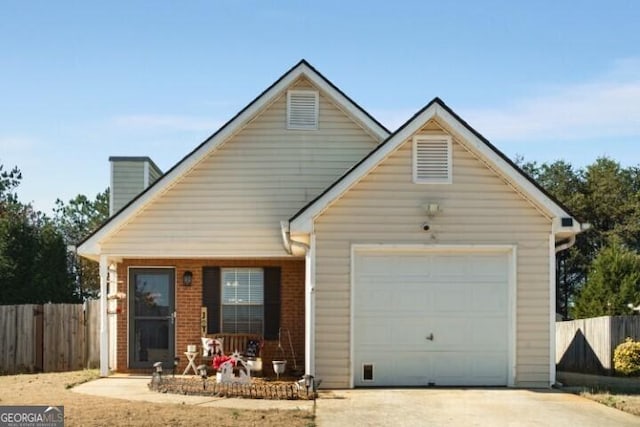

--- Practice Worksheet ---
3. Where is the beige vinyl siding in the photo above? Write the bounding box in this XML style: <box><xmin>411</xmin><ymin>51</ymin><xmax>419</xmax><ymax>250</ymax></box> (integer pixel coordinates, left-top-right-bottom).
<box><xmin>314</xmin><ymin>121</ymin><xmax>552</xmax><ymax>388</ymax></box>
<box><xmin>111</xmin><ymin>161</ymin><xmax>146</xmax><ymax>214</ymax></box>
<box><xmin>101</xmin><ymin>78</ymin><xmax>379</xmax><ymax>257</ymax></box>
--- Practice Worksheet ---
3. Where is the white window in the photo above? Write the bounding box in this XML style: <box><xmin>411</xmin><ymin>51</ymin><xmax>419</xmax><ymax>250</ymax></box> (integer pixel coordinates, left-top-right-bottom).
<box><xmin>413</xmin><ymin>135</ymin><xmax>452</xmax><ymax>184</ymax></box>
<box><xmin>221</xmin><ymin>268</ymin><xmax>264</xmax><ymax>335</ymax></box>
<box><xmin>287</xmin><ymin>90</ymin><xmax>319</xmax><ymax>130</ymax></box>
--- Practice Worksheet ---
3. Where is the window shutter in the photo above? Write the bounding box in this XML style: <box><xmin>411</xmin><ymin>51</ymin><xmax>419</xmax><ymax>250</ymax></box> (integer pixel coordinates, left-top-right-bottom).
<box><xmin>287</xmin><ymin>90</ymin><xmax>319</xmax><ymax>130</ymax></box>
<box><xmin>263</xmin><ymin>267</ymin><xmax>281</xmax><ymax>340</ymax></box>
<box><xmin>413</xmin><ymin>135</ymin><xmax>452</xmax><ymax>183</ymax></box>
<box><xmin>202</xmin><ymin>267</ymin><xmax>220</xmax><ymax>334</ymax></box>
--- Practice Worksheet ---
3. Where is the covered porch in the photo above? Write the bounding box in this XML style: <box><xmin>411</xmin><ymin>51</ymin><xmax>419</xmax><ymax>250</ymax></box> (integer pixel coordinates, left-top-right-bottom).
<box><xmin>96</xmin><ymin>257</ymin><xmax>310</xmax><ymax>378</ymax></box>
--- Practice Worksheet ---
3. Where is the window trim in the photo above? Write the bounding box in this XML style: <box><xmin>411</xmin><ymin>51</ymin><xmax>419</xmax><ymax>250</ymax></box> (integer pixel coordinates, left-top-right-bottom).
<box><xmin>287</xmin><ymin>89</ymin><xmax>319</xmax><ymax>130</ymax></box>
<box><xmin>220</xmin><ymin>267</ymin><xmax>264</xmax><ymax>335</ymax></box>
<box><xmin>412</xmin><ymin>134</ymin><xmax>453</xmax><ymax>184</ymax></box>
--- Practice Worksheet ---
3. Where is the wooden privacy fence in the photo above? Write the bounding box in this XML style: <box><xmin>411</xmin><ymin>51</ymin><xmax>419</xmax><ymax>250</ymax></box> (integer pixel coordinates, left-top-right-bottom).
<box><xmin>0</xmin><ymin>301</ymin><xmax>100</xmax><ymax>374</ymax></box>
<box><xmin>556</xmin><ymin>315</ymin><xmax>640</xmax><ymax>375</ymax></box>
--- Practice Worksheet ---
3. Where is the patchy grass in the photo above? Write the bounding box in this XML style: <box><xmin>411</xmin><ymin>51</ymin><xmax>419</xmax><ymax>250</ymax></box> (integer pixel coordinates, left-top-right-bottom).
<box><xmin>580</xmin><ymin>391</ymin><xmax>640</xmax><ymax>416</ymax></box>
<box><xmin>64</xmin><ymin>369</ymin><xmax>100</xmax><ymax>389</ymax></box>
<box><xmin>0</xmin><ymin>370</ymin><xmax>313</xmax><ymax>426</ymax></box>
<box><xmin>559</xmin><ymin>371</ymin><xmax>640</xmax><ymax>417</ymax></box>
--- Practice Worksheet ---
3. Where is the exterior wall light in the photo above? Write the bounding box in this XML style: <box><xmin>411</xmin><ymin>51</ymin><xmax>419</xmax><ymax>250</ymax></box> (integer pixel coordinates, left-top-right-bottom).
<box><xmin>183</xmin><ymin>271</ymin><xmax>193</xmax><ymax>286</ymax></box>
<box><xmin>423</xmin><ymin>203</ymin><xmax>440</xmax><ymax>215</ymax></box>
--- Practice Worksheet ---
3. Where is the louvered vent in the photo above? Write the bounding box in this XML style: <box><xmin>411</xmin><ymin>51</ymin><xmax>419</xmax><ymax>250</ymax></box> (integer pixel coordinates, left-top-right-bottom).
<box><xmin>413</xmin><ymin>135</ymin><xmax>452</xmax><ymax>183</ymax></box>
<box><xmin>287</xmin><ymin>90</ymin><xmax>319</xmax><ymax>130</ymax></box>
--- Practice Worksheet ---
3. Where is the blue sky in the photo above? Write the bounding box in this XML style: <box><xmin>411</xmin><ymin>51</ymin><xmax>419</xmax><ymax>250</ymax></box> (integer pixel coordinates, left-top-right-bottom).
<box><xmin>1</xmin><ymin>1</ymin><xmax>639</xmax><ymax>213</ymax></box>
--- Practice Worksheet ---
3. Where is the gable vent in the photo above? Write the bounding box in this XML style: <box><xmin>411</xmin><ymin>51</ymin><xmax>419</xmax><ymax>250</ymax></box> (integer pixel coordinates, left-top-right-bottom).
<box><xmin>413</xmin><ymin>135</ymin><xmax>452</xmax><ymax>184</ymax></box>
<box><xmin>287</xmin><ymin>90</ymin><xmax>319</xmax><ymax>130</ymax></box>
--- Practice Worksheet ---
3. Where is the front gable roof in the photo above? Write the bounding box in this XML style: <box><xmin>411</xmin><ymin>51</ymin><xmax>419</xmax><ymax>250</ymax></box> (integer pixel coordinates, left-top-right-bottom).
<box><xmin>78</xmin><ymin>60</ymin><xmax>390</xmax><ymax>259</ymax></box>
<box><xmin>289</xmin><ymin>97</ymin><xmax>583</xmax><ymax>237</ymax></box>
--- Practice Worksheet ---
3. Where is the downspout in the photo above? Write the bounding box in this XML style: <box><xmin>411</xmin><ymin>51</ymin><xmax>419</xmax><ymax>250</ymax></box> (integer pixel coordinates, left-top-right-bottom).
<box><xmin>99</xmin><ymin>255</ymin><xmax>109</xmax><ymax>377</ymax></box>
<box><xmin>554</xmin><ymin>236</ymin><xmax>575</xmax><ymax>253</ymax></box>
<box><xmin>280</xmin><ymin>220</ymin><xmax>309</xmax><ymax>254</ymax></box>
<box><xmin>550</xmin><ymin>222</ymin><xmax>589</xmax><ymax>385</ymax></box>
<box><xmin>281</xmin><ymin>221</ymin><xmax>316</xmax><ymax>377</ymax></box>
<box><xmin>554</xmin><ymin>223</ymin><xmax>590</xmax><ymax>253</ymax></box>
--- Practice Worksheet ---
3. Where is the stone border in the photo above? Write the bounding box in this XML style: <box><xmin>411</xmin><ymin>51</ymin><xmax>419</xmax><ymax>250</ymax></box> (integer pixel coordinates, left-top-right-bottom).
<box><xmin>148</xmin><ymin>377</ymin><xmax>316</xmax><ymax>400</ymax></box>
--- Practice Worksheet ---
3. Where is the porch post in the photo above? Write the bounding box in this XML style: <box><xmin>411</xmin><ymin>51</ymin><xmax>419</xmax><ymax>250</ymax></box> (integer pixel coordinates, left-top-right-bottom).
<box><xmin>108</xmin><ymin>263</ymin><xmax>118</xmax><ymax>371</ymax></box>
<box><xmin>99</xmin><ymin>255</ymin><xmax>109</xmax><ymax>377</ymax></box>
<box><xmin>305</xmin><ymin>234</ymin><xmax>316</xmax><ymax>376</ymax></box>
<box><xmin>549</xmin><ymin>234</ymin><xmax>556</xmax><ymax>386</ymax></box>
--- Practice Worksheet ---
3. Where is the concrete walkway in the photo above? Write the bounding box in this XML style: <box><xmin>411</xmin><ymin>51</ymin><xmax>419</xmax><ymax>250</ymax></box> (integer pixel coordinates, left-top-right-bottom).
<box><xmin>73</xmin><ymin>377</ymin><xmax>640</xmax><ymax>426</ymax></box>
<box><xmin>72</xmin><ymin>376</ymin><xmax>314</xmax><ymax>412</ymax></box>
<box><xmin>315</xmin><ymin>388</ymin><xmax>640</xmax><ymax>427</ymax></box>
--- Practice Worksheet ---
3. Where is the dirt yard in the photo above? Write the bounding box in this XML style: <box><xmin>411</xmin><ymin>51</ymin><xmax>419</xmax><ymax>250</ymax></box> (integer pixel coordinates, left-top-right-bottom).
<box><xmin>0</xmin><ymin>370</ymin><xmax>315</xmax><ymax>426</ymax></box>
<box><xmin>581</xmin><ymin>392</ymin><xmax>640</xmax><ymax>416</ymax></box>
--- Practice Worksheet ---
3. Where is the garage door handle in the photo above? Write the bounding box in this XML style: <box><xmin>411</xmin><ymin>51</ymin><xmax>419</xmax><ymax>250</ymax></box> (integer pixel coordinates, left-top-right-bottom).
<box><xmin>426</xmin><ymin>333</ymin><xmax>434</xmax><ymax>341</ymax></box>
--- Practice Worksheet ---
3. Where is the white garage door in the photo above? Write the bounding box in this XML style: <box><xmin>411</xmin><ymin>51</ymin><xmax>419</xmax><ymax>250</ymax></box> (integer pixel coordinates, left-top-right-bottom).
<box><xmin>353</xmin><ymin>249</ymin><xmax>511</xmax><ymax>387</ymax></box>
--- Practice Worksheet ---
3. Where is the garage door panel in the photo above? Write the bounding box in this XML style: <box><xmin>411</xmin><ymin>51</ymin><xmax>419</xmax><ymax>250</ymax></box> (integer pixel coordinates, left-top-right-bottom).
<box><xmin>355</xmin><ymin>287</ymin><xmax>392</xmax><ymax>311</ymax></box>
<box><xmin>425</xmin><ymin>317</ymin><xmax>468</xmax><ymax>350</ymax></box>
<box><xmin>469</xmin><ymin>254</ymin><xmax>509</xmax><ymax>279</ymax></box>
<box><xmin>432</xmin><ymin>352</ymin><xmax>507</xmax><ymax>386</ymax></box>
<box><xmin>394</xmin><ymin>288</ymin><xmax>431</xmax><ymax>311</ymax></box>
<box><xmin>431</xmin><ymin>255</ymin><xmax>469</xmax><ymax>277</ymax></box>
<box><xmin>387</xmin><ymin>255</ymin><xmax>433</xmax><ymax>276</ymax></box>
<box><xmin>432</xmin><ymin>283</ymin><xmax>471</xmax><ymax>313</ymax></box>
<box><xmin>355</xmin><ymin>318</ymin><xmax>393</xmax><ymax>347</ymax></box>
<box><xmin>354</xmin><ymin>250</ymin><xmax>510</xmax><ymax>387</ymax></box>
<box><xmin>390</xmin><ymin>318</ymin><xmax>434</xmax><ymax>347</ymax></box>
<box><xmin>473</xmin><ymin>284</ymin><xmax>507</xmax><ymax>312</ymax></box>
<box><xmin>356</xmin><ymin>352</ymin><xmax>434</xmax><ymax>386</ymax></box>
<box><xmin>391</xmin><ymin>360</ymin><xmax>432</xmax><ymax>386</ymax></box>
<box><xmin>432</xmin><ymin>352</ymin><xmax>471</xmax><ymax>382</ymax></box>
<box><xmin>471</xmin><ymin>317</ymin><xmax>508</xmax><ymax>349</ymax></box>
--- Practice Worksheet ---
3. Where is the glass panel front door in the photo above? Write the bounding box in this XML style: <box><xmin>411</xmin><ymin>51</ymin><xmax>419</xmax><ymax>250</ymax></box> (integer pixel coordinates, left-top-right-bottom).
<box><xmin>129</xmin><ymin>268</ymin><xmax>175</xmax><ymax>368</ymax></box>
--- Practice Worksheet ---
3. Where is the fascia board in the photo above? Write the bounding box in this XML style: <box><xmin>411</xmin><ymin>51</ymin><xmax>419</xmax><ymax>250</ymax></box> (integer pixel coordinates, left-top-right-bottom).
<box><xmin>79</xmin><ymin>62</ymin><xmax>391</xmax><ymax>254</ymax></box>
<box><xmin>291</xmin><ymin>101</ymin><xmax>582</xmax><ymax>237</ymax></box>
<box><xmin>79</xmin><ymin>69</ymin><xmax>310</xmax><ymax>253</ymax></box>
<box><xmin>298</xmin><ymin>63</ymin><xmax>389</xmax><ymax>141</ymax></box>
<box><xmin>433</xmin><ymin>105</ymin><xmax>574</xmax><ymax>223</ymax></box>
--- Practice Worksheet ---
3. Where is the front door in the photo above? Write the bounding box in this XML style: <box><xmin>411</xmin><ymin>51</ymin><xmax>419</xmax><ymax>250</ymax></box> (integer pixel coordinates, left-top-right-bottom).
<box><xmin>129</xmin><ymin>268</ymin><xmax>175</xmax><ymax>369</ymax></box>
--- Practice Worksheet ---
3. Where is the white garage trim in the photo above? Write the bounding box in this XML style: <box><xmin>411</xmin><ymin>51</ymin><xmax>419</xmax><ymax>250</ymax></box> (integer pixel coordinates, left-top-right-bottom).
<box><xmin>349</xmin><ymin>244</ymin><xmax>517</xmax><ymax>388</ymax></box>
<box><xmin>549</xmin><ymin>235</ymin><xmax>556</xmax><ymax>385</ymax></box>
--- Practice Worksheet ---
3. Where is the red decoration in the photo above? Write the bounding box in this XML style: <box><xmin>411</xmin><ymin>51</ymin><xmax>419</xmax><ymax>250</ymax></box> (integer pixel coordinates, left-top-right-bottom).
<box><xmin>212</xmin><ymin>355</ymin><xmax>236</xmax><ymax>371</ymax></box>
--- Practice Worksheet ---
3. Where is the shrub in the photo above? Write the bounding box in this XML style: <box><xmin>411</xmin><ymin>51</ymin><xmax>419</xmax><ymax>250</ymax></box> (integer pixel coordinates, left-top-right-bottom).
<box><xmin>614</xmin><ymin>338</ymin><xmax>640</xmax><ymax>376</ymax></box>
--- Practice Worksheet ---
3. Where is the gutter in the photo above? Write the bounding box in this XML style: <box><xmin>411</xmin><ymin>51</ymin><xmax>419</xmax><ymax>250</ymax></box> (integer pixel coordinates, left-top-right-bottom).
<box><xmin>555</xmin><ymin>223</ymin><xmax>590</xmax><ymax>253</ymax></box>
<box><xmin>280</xmin><ymin>220</ymin><xmax>309</xmax><ymax>255</ymax></box>
<box><xmin>554</xmin><ymin>236</ymin><xmax>576</xmax><ymax>254</ymax></box>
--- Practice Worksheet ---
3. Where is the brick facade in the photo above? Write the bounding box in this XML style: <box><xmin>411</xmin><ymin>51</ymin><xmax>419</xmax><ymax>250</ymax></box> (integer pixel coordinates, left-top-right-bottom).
<box><xmin>115</xmin><ymin>258</ymin><xmax>305</xmax><ymax>376</ymax></box>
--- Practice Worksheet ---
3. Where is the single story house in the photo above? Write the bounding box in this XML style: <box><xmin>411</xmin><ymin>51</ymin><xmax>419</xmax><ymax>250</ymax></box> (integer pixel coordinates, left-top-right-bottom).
<box><xmin>77</xmin><ymin>60</ymin><xmax>585</xmax><ymax>388</ymax></box>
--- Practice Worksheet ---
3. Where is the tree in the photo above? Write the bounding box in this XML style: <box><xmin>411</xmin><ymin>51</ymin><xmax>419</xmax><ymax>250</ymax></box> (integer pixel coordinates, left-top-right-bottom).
<box><xmin>582</xmin><ymin>159</ymin><xmax>640</xmax><ymax>251</ymax></box>
<box><xmin>519</xmin><ymin>159</ymin><xmax>589</xmax><ymax>318</ymax></box>
<box><xmin>33</xmin><ymin>222</ymin><xmax>76</xmax><ymax>303</ymax></box>
<box><xmin>573</xmin><ymin>240</ymin><xmax>640</xmax><ymax>317</ymax></box>
<box><xmin>519</xmin><ymin>157</ymin><xmax>640</xmax><ymax>319</ymax></box>
<box><xmin>53</xmin><ymin>189</ymin><xmax>110</xmax><ymax>299</ymax></box>
<box><xmin>0</xmin><ymin>162</ymin><xmax>77</xmax><ymax>304</ymax></box>
<box><xmin>0</xmin><ymin>164</ymin><xmax>22</xmax><ymax>209</ymax></box>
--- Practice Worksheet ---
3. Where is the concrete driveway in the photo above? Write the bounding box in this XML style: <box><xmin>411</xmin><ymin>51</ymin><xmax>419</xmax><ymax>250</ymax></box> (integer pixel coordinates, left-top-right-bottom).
<box><xmin>315</xmin><ymin>388</ymin><xmax>639</xmax><ymax>427</ymax></box>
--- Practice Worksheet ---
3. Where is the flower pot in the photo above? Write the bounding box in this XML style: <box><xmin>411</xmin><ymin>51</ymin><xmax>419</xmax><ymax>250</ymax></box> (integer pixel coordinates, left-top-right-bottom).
<box><xmin>272</xmin><ymin>360</ymin><xmax>286</xmax><ymax>378</ymax></box>
<box><xmin>246</xmin><ymin>357</ymin><xmax>262</xmax><ymax>372</ymax></box>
